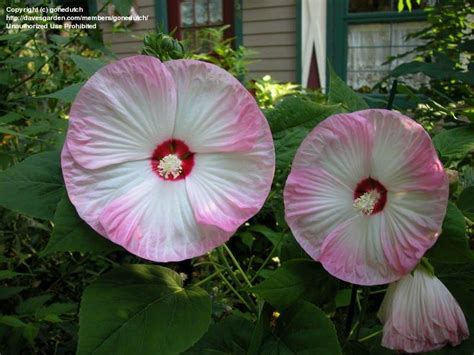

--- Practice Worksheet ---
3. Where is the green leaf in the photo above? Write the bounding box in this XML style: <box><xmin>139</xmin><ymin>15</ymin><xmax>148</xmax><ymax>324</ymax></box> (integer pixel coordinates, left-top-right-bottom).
<box><xmin>42</xmin><ymin>194</ymin><xmax>119</xmax><ymax>255</ymax></box>
<box><xmin>457</xmin><ymin>186</ymin><xmax>474</xmax><ymax>220</ymax></box>
<box><xmin>21</xmin><ymin>121</ymin><xmax>51</xmax><ymax>136</ymax></box>
<box><xmin>248</xmin><ymin>303</ymin><xmax>273</xmax><ymax>355</ymax></box>
<box><xmin>71</xmin><ymin>54</ymin><xmax>106</xmax><ymax>76</ymax></box>
<box><xmin>0</xmin><ymin>151</ymin><xmax>64</xmax><ymax>220</ymax></box>
<box><xmin>252</xmin><ymin>259</ymin><xmax>339</xmax><ymax>309</ymax></box>
<box><xmin>426</xmin><ymin>202</ymin><xmax>473</xmax><ymax>264</ymax></box>
<box><xmin>16</xmin><ymin>295</ymin><xmax>52</xmax><ymax>315</ymax></box>
<box><xmin>248</xmin><ymin>225</ymin><xmax>283</xmax><ymax>246</ymax></box>
<box><xmin>0</xmin><ymin>316</ymin><xmax>26</xmax><ymax>328</ymax></box>
<box><xmin>260</xmin><ymin>302</ymin><xmax>342</xmax><ymax>354</ymax></box>
<box><xmin>41</xmin><ymin>82</ymin><xmax>84</xmax><ymax>103</ymax></box>
<box><xmin>35</xmin><ymin>302</ymin><xmax>77</xmax><ymax>322</ymax></box>
<box><xmin>0</xmin><ymin>112</ymin><xmax>22</xmax><ymax>125</ymax></box>
<box><xmin>184</xmin><ymin>315</ymin><xmax>253</xmax><ymax>354</ymax></box>
<box><xmin>328</xmin><ymin>64</ymin><xmax>369</xmax><ymax>112</ymax></box>
<box><xmin>397</xmin><ymin>0</ymin><xmax>405</xmax><ymax>12</ymax></box>
<box><xmin>78</xmin><ymin>264</ymin><xmax>212</xmax><ymax>355</ymax></box>
<box><xmin>266</xmin><ymin>96</ymin><xmax>342</xmax><ymax>134</ymax></box>
<box><xmin>22</xmin><ymin>323</ymin><xmax>39</xmax><ymax>346</ymax></box>
<box><xmin>0</xmin><ymin>126</ymin><xmax>34</xmax><ymax>139</ymax></box>
<box><xmin>335</xmin><ymin>288</ymin><xmax>352</xmax><ymax>308</ymax></box>
<box><xmin>0</xmin><ymin>270</ymin><xmax>26</xmax><ymax>280</ymax></box>
<box><xmin>279</xmin><ymin>235</ymin><xmax>310</xmax><ymax>261</ymax></box>
<box><xmin>390</xmin><ymin>56</ymin><xmax>474</xmax><ymax>85</ymax></box>
<box><xmin>274</xmin><ymin>127</ymin><xmax>308</xmax><ymax>169</ymax></box>
<box><xmin>111</xmin><ymin>0</ymin><xmax>133</xmax><ymax>15</ymax></box>
<box><xmin>0</xmin><ymin>287</ymin><xmax>26</xmax><ymax>300</ymax></box>
<box><xmin>48</xmin><ymin>34</ymin><xmax>70</xmax><ymax>45</ymax></box>
<box><xmin>433</xmin><ymin>127</ymin><xmax>474</xmax><ymax>159</ymax></box>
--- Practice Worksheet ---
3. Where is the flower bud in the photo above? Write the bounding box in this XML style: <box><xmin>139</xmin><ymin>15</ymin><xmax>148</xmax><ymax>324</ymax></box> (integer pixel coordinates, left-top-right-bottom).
<box><xmin>378</xmin><ymin>266</ymin><xmax>469</xmax><ymax>353</ymax></box>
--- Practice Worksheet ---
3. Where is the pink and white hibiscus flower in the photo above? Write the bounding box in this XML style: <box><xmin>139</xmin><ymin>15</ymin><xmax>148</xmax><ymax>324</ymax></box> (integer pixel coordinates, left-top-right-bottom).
<box><xmin>284</xmin><ymin>109</ymin><xmax>448</xmax><ymax>285</ymax></box>
<box><xmin>62</xmin><ymin>55</ymin><xmax>274</xmax><ymax>262</ymax></box>
<box><xmin>378</xmin><ymin>266</ymin><xmax>469</xmax><ymax>353</ymax></box>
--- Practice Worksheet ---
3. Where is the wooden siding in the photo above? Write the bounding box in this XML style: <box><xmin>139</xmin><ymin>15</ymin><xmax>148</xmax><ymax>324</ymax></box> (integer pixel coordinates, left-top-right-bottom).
<box><xmin>98</xmin><ymin>0</ymin><xmax>298</xmax><ymax>83</ymax></box>
<box><xmin>243</xmin><ymin>0</ymin><xmax>297</xmax><ymax>83</ymax></box>
<box><xmin>100</xmin><ymin>0</ymin><xmax>156</xmax><ymax>58</ymax></box>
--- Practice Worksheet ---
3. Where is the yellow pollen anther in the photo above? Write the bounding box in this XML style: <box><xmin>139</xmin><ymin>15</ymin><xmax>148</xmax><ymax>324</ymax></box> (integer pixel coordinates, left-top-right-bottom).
<box><xmin>158</xmin><ymin>154</ymin><xmax>182</xmax><ymax>179</ymax></box>
<box><xmin>353</xmin><ymin>190</ymin><xmax>380</xmax><ymax>216</ymax></box>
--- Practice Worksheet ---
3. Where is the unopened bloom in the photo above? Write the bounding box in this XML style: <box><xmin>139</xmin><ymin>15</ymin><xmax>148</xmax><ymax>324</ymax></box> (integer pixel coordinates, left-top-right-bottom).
<box><xmin>378</xmin><ymin>266</ymin><xmax>469</xmax><ymax>353</ymax></box>
<box><xmin>62</xmin><ymin>55</ymin><xmax>274</xmax><ymax>262</ymax></box>
<box><xmin>284</xmin><ymin>109</ymin><xmax>448</xmax><ymax>285</ymax></box>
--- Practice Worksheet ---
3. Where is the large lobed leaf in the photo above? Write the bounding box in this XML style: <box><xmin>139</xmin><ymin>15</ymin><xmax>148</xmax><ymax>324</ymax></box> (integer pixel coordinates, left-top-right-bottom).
<box><xmin>260</xmin><ymin>301</ymin><xmax>342</xmax><ymax>354</ymax></box>
<box><xmin>327</xmin><ymin>64</ymin><xmax>369</xmax><ymax>112</ymax></box>
<box><xmin>457</xmin><ymin>186</ymin><xmax>474</xmax><ymax>221</ymax></box>
<box><xmin>78</xmin><ymin>264</ymin><xmax>212</xmax><ymax>355</ymax></box>
<box><xmin>41</xmin><ymin>82</ymin><xmax>84</xmax><ymax>103</ymax></box>
<box><xmin>426</xmin><ymin>202</ymin><xmax>473</xmax><ymax>264</ymax></box>
<box><xmin>184</xmin><ymin>315</ymin><xmax>253</xmax><ymax>355</ymax></box>
<box><xmin>70</xmin><ymin>54</ymin><xmax>106</xmax><ymax>77</ymax></box>
<box><xmin>252</xmin><ymin>259</ymin><xmax>339</xmax><ymax>309</ymax></box>
<box><xmin>42</xmin><ymin>194</ymin><xmax>119</xmax><ymax>255</ymax></box>
<box><xmin>266</xmin><ymin>95</ymin><xmax>342</xmax><ymax>134</ymax></box>
<box><xmin>433</xmin><ymin>126</ymin><xmax>474</xmax><ymax>160</ymax></box>
<box><xmin>0</xmin><ymin>151</ymin><xmax>64</xmax><ymax>220</ymax></box>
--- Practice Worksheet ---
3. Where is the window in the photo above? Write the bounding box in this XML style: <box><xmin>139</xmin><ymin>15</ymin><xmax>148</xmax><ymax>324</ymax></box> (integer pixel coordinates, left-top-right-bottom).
<box><xmin>327</xmin><ymin>0</ymin><xmax>432</xmax><ymax>91</ymax></box>
<box><xmin>347</xmin><ymin>21</ymin><xmax>426</xmax><ymax>89</ymax></box>
<box><xmin>167</xmin><ymin>0</ymin><xmax>234</xmax><ymax>52</ymax></box>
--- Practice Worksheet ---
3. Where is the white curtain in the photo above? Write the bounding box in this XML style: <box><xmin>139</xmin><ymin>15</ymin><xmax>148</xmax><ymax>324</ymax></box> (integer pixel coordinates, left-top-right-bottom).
<box><xmin>347</xmin><ymin>21</ymin><xmax>427</xmax><ymax>90</ymax></box>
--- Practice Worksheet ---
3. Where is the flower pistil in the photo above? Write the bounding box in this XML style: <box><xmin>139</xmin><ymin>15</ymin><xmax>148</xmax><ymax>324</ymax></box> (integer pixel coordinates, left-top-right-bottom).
<box><xmin>158</xmin><ymin>154</ymin><xmax>183</xmax><ymax>179</ymax></box>
<box><xmin>353</xmin><ymin>190</ymin><xmax>381</xmax><ymax>215</ymax></box>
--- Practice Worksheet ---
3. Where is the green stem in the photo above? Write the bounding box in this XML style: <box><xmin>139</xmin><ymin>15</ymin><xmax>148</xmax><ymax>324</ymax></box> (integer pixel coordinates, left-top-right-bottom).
<box><xmin>369</xmin><ymin>288</ymin><xmax>387</xmax><ymax>295</ymax></box>
<box><xmin>347</xmin><ymin>321</ymin><xmax>360</xmax><ymax>340</ymax></box>
<box><xmin>250</xmin><ymin>231</ymin><xmax>284</xmax><ymax>283</ymax></box>
<box><xmin>223</xmin><ymin>244</ymin><xmax>253</xmax><ymax>288</ymax></box>
<box><xmin>217</xmin><ymin>248</ymin><xmax>257</xmax><ymax>313</ymax></box>
<box><xmin>217</xmin><ymin>247</ymin><xmax>243</xmax><ymax>288</ymax></box>
<box><xmin>194</xmin><ymin>270</ymin><xmax>221</xmax><ymax>287</ymax></box>
<box><xmin>355</xmin><ymin>287</ymin><xmax>370</xmax><ymax>340</ymax></box>
<box><xmin>344</xmin><ymin>285</ymin><xmax>358</xmax><ymax>336</ymax></box>
<box><xmin>359</xmin><ymin>329</ymin><xmax>383</xmax><ymax>342</ymax></box>
<box><xmin>210</xmin><ymin>260</ymin><xmax>252</xmax><ymax>311</ymax></box>
<box><xmin>193</xmin><ymin>261</ymin><xmax>216</xmax><ymax>268</ymax></box>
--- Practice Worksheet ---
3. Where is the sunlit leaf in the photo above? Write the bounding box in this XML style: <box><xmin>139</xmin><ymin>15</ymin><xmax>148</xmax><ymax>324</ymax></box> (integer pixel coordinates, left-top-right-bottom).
<box><xmin>78</xmin><ymin>265</ymin><xmax>211</xmax><ymax>355</ymax></box>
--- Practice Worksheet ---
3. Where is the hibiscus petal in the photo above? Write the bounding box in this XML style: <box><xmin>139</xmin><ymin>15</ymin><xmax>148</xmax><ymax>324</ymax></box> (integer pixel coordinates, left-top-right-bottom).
<box><xmin>67</xmin><ymin>55</ymin><xmax>177</xmax><ymax>169</ymax></box>
<box><xmin>98</xmin><ymin>178</ymin><xmax>230</xmax><ymax>262</ymax></box>
<box><xmin>359</xmin><ymin>109</ymin><xmax>447</xmax><ymax>192</ymax></box>
<box><xmin>381</xmin><ymin>189</ymin><xmax>448</xmax><ymax>274</ymax></box>
<box><xmin>164</xmin><ymin>60</ymin><xmax>263</xmax><ymax>153</ymax></box>
<box><xmin>185</xmin><ymin>137</ymin><xmax>274</xmax><ymax>233</ymax></box>
<box><xmin>284</xmin><ymin>167</ymin><xmax>355</xmax><ymax>260</ymax></box>
<box><xmin>284</xmin><ymin>113</ymin><xmax>374</xmax><ymax>263</ymax></box>
<box><xmin>319</xmin><ymin>214</ymin><xmax>404</xmax><ymax>285</ymax></box>
<box><xmin>61</xmin><ymin>143</ymin><xmax>153</xmax><ymax>236</ymax></box>
<box><xmin>318</xmin><ymin>187</ymin><xmax>448</xmax><ymax>286</ymax></box>
<box><xmin>289</xmin><ymin>112</ymin><xmax>374</xmax><ymax>188</ymax></box>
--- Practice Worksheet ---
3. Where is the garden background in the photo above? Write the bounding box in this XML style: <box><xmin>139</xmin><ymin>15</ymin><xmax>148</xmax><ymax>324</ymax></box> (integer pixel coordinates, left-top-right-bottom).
<box><xmin>0</xmin><ymin>0</ymin><xmax>473</xmax><ymax>354</ymax></box>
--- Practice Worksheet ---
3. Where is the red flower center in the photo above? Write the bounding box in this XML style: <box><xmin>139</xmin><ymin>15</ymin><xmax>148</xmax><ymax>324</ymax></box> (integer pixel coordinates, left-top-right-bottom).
<box><xmin>151</xmin><ymin>139</ymin><xmax>194</xmax><ymax>181</ymax></box>
<box><xmin>353</xmin><ymin>177</ymin><xmax>387</xmax><ymax>215</ymax></box>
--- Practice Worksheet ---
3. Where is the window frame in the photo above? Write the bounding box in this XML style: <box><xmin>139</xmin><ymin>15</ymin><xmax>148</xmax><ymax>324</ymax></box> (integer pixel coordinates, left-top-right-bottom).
<box><xmin>326</xmin><ymin>0</ymin><xmax>427</xmax><ymax>88</ymax></box>
<box><xmin>166</xmin><ymin>0</ymin><xmax>235</xmax><ymax>42</ymax></box>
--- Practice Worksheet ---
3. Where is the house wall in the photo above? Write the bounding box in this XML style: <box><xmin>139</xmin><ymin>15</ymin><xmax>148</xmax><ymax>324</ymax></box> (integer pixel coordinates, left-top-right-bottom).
<box><xmin>242</xmin><ymin>0</ymin><xmax>297</xmax><ymax>83</ymax></box>
<box><xmin>98</xmin><ymin>0</ymin><xmax>298</xmax><ymax>82</ymax></box>
<box><xmin>101</xmin><ymin>0</ymin><xmax>156</xmax><ymax>58</ymax></box>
